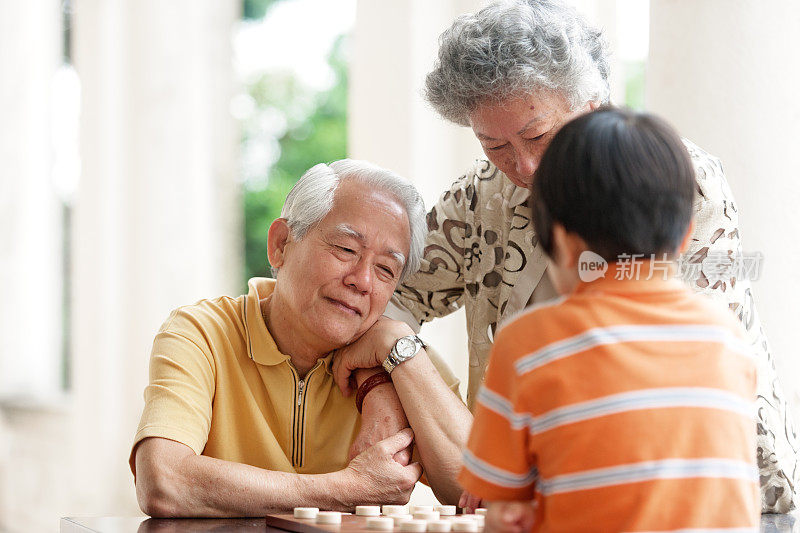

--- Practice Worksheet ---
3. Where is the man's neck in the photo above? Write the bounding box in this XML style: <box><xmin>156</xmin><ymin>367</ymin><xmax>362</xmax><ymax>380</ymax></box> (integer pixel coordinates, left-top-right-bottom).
<box><xmin>260</xmin><ymin>295</ymin><xmax>327</xmax><ymax>378</ymax></box>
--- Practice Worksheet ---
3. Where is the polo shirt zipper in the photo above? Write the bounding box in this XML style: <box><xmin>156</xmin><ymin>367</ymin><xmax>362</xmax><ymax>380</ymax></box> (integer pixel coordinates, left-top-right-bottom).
<box><xmin>290</xmin><ymin>360</ymin><xmax>323</xmax><ymax>468</ymax></box>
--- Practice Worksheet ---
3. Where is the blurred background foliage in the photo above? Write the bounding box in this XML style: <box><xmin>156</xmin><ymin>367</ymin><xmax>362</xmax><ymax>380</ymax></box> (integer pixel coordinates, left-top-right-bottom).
<box><xmin>237</xmin><ymin>0</ymin><xmax>643</xmax><ymax>286</ymax></box>
<box><xmin>240</xmin><ymin>0</ymin><xmax>348</xmax><ymax>283</ymax></box>
<box><xmin>243</xmin><ymin>0</ymin><xmax>284</xmax><ymax>20</ymax></box>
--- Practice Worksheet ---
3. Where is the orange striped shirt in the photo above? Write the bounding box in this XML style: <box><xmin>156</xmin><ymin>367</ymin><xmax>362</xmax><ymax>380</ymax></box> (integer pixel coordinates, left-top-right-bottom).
<box><xmin>459</xmin><ymin>273</ymin><xmax>759</xmax><ymax>532</ymax></box>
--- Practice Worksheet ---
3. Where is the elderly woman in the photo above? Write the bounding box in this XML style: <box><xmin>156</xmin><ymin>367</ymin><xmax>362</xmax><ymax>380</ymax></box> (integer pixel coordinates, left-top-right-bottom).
<box><xmin>383</xmin><ymin>0</ymin><xmax>797</xmax><ymax>514</ymax></box>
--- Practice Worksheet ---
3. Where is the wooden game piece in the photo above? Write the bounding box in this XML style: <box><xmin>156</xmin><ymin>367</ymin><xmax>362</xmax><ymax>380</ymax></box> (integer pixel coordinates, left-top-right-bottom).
<box><xmin>382</xmin><ymin>504</ymin><xmax>409</xmax><ymax>516</ymax></box>
<box><xmin>356</xmin><ymin>505</ymin><xmax>381</xmax><ymax>517</ymax></box>
<box><xmin>367</xmin><ymin>517</ymin><xmax>395</xmax><ymax>530</ymax></box>
<box><xmin>460</xmin><ymin>514</ymin><xmax>485</xmax><ymax>528</ymax></box>
<box><xmin>293</xmin><ymin>507</ymin><xmax>319</xmax><ymax>519</ymax></box>
<box><xmin>413</xmin><ymin>511</ymin><xmax>440</xmax><ymax>521</ymax></box>
<box><xmin>451</xmin><ymin>519</ymin><xmax>478</xmax><ymax>532</ymax></box>
<box><xmin>389</xmin><ymin>514</ymin><xmax>415</xmax><ymax>526</ymax></box>
<box><xmin>435</xmin><ymin>505</ymin><xmax>456</xmax><ymax>516</ymax></box>
<box><xmin>399</xmin><ymin>519</ymin><xmax>428</xmax><ymax>532</ymax></box>
<box><xmin>427</xmin><ymin>520</ymin><xmax>452</xmax><ymax>532</ymax></box>
<box><xmin>316</xmin><ymin>511</ymin><xmax>342</xmax><ymax>524</ymax></box>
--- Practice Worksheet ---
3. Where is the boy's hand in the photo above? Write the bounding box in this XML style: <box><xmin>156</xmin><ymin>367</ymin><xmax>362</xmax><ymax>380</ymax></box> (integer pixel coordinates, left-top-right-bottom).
<box><xmin>486</xmin><ymin>501</ymin><xmax>536</xmax><ymax>533</ymax></box>
<box><xmin>458</xmin><ymin>490</ymin><xmax>483</xmax><ymax>514</ymax></box>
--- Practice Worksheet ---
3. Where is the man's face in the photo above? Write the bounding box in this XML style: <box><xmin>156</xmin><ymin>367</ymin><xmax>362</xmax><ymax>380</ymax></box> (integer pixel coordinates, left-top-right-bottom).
<box><xmin>469</xmin><ymin>91</ymin><xmax>592</xmax><ymax>188</ymax></box>
<box><xmin>271</xmin><ymin>180</ymin><xmax>410</xmax><ymax>355</ymax></box>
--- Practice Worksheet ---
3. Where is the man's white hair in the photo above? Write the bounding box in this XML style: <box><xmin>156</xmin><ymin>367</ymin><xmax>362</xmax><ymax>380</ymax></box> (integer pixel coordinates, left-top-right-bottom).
<box><xmin>278</xmin><ymin>159</ymin><xmax>426</xmax><ymax>281</ymax></box>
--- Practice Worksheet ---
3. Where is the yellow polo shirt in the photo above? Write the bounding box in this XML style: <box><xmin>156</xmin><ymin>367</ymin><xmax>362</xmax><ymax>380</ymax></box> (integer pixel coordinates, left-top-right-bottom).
<box><xmin>131</xmin><ymin>277</ymin><xmax>460</xmax><ymax>477</ymax></box>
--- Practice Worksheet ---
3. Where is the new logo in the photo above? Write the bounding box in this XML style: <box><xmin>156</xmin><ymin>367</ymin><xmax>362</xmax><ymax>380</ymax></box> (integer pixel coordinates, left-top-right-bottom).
<box><xmin>578</xmin><ymin>251</ymin><xmax>607</xmax><ymax>282</ymax></box>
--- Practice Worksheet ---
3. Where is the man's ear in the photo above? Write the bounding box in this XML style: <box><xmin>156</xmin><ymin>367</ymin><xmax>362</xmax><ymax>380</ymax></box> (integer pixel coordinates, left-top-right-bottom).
<box><xmin>551</xmin><ymin>223</ymin><xmax>588</xmax><ymax>269</ymax></box>
<box><xmin>678</xmin><ymin>219</ymin><xmax>696</xmax><ymax>254</ymax></box>
<box><xmin>267</xmin><ymin>218</ymin><xmax>292</xmax><ymax>269</ymax></box>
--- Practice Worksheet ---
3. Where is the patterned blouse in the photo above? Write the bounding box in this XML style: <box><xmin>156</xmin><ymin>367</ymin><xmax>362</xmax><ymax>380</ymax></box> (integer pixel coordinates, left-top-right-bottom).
<box><xmin>392</xmin><ymin>140</ymin><xmax>798</xmax><ymax>513</ymax></box>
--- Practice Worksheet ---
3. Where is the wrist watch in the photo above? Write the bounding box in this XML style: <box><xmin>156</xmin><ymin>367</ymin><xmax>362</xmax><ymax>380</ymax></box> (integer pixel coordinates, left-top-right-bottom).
<box><xmin>382</xmin><ymin>335</ymin><xmax>426</xmax><ymax>373</ymax></box>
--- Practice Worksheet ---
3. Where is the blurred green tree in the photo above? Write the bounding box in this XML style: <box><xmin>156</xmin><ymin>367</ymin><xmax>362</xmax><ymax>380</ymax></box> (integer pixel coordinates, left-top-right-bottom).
<box><xmin>242</xmin><ymin>36</ymin><xmax>348</xmax><ymax>283</ymax></box>
<box><xmin>624</xmin><ymin>60</ymin><xmax>646</xmax><ymax>111</ymax></box>
<box><xmin>243</xmin><ymin>0</ymin><xmax>284</xmax><ymax>20</ymax></box>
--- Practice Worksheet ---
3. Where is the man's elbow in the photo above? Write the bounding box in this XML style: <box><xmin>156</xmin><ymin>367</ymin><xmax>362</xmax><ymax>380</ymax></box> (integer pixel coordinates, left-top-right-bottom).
<box><xmin>136</xmin><ymin>466</ymin><xmax>183</xmax><ymax>517</ymax></box>
<box><xmin>138</xmin><ymin>493</ymin><xmax>173</xmax><ymax>518</ymax></box>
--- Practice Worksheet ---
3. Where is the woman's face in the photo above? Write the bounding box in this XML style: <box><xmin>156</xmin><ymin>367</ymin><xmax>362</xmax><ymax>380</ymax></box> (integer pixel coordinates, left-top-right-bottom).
<box><xmin>468</xmin><ymin>92</ymin><xmax>593</xmax><ymax>188</ymax></box>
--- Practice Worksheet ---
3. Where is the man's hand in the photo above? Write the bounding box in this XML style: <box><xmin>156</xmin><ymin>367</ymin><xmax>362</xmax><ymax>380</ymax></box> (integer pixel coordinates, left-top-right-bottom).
<box><xmin>349</xmin><ymin>379</ymin><xmax>410</xmax><ymax>461</ymax></box>
<box><xmin>485</xmin><ymin>501</ymin><xmax>536</xmax><ymax>533</ymax></box>
<box><xmin>338</xmin><ymin>428</ymin><xmax>423</xmax><ymax>506</ymax></box>
<box><xmin>333</xmin><ymin>317</ymin><xmax>414</xmax><ymax>395</ymax></box>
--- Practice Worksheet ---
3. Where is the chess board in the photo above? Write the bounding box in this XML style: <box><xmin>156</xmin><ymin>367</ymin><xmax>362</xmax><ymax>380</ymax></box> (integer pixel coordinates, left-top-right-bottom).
<box><xmin>265</xmin><ymin>513</ymin><xmax>371</xmax><ymax>533</ymax></box>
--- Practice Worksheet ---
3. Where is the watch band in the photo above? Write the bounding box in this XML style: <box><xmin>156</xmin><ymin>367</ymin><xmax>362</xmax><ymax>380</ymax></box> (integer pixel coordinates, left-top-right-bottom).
<box><xmin>382</xmin><ymin>335</ymin><xmax>425</xmax><ymax>373</ymax></box>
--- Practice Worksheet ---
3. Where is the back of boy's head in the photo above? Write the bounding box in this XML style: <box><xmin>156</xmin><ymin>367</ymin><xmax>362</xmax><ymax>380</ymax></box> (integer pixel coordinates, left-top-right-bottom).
<box><xmin>532</xmin><ymin>106</ymin><xmax>696</xmax><ymax>262</ymax></box>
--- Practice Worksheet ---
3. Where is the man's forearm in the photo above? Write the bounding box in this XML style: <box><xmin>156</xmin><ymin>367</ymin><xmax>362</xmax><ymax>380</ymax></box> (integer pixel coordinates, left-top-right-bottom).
<box><xmin>388</xmin><ymin>350</ymin><xmax>473</xmax><ymax>504</ymax></box>
<box><xmin>351</xmin><ymin>368</ymin><xmax>410</xmax><ymax>461</ymax></box>
<box><xmin>135</xmin><ymin>440</ymin><xmax>352</xmax><ymax>517</ymax></box>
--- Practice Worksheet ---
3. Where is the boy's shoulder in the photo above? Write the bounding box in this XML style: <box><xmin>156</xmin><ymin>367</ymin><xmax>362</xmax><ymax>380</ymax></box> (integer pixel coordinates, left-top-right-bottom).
<box><xmin>494</xmin><ymin>295</ymin><xmax>587</xmax><ymax>358</ymax></box>
<box><xmin>677</xmin><ymin>284</ymin><xmax>749</xmax><ymax>339</ymax></box>
<box><xmin>496</xmin><ymin>279</ymin><xmax>748</xmax><ymax>357</ymax></box>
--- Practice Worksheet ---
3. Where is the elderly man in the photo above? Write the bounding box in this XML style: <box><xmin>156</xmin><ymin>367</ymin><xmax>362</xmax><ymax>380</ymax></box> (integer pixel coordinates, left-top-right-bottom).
<box><xmin>130</xmin><ymin>160</ymin><xmax>472</xmax><ymax>517</ymax></box>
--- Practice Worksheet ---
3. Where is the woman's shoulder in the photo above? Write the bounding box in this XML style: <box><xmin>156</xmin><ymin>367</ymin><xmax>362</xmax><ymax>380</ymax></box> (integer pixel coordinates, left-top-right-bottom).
<box><xmin>438</xmin><ymin>158</ymin><xmax>519</xmax><ymax>209</ymax></box>
<box><xmin>447</xmin><ymin>158</ymin><xmax>505</xmax><ymax>189</ymax></box>
<box><xmin>682</xmin><ymin>138</ymin><xmax>736</xmax><ymax>203</ymax></box>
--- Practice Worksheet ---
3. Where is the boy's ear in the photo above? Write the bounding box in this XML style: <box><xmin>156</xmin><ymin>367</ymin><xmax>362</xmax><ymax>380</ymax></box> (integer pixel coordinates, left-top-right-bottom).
<box><xmin>677</xmin><ymin>219</ymin><xmax>696</xmax><ymax>254</ymax></box>
<box><xmin>551</xmin><ymin>223</ymin><xmax>588</xmax><ymax>269</ymax></box>
<box><xmin>267</xmin><ymin>218</ymin><xmax>292</xmax><ymax>269</ymax></box>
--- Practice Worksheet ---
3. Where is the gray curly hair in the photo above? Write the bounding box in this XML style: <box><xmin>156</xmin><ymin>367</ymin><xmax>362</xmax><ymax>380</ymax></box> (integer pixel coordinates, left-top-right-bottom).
<box><xmin>425</xmin><ymin>0</ymin><xmax>611</xmax><ymax>126</ymax></box>
<box><xmin>278</xmin><ymin>159</ymin><xmax>426</xmax><ymax>282</ymax></box>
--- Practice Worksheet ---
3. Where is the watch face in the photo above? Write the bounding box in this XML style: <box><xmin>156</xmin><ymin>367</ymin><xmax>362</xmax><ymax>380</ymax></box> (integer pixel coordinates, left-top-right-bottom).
<box><xmin>396</xmin><ymin>337</ymin><xmax>417</xmax><ymax>358</ymax></box>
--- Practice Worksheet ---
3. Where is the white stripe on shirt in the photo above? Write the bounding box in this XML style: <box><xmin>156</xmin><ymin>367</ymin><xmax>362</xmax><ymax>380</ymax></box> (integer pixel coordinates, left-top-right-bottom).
<box><xmin>538</xmin><ymin>458</ymin><xmax>758</xmax><ymax>496</ymax></box>
<box><xmin>515</xmin><ymin>325</ymin><xmax>752</xmax><ymax>375</ymax></box>
<box><xmin>475</xmin><ymin>386</ymin><xmax>531</xmax><ymax>430</ymax></box>
<box><xmin>529</xmin><ymin>387</ymin><xmax>754</xmax><ymax>434</ymax></box>
<box><xmin>462</xmin><ymin>449</ymin><xmax>538</xmax><ymax>489</ymax></box>
<box><xmin>476</xmin><ymin>386</ymin><xmax>753</xmax><ymax>435</ymax></box>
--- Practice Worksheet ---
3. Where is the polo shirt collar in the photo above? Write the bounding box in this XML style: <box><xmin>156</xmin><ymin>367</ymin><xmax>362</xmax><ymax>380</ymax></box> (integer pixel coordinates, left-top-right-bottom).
<box><xmin>243</xmin><ymin>277</ymin><xmax>290</xmax><ymax>366</ymax></box>
<box><xmin>242</xmin><ymin>277</ymin><xmax>334</xmax><ymax>374</ymax></box>
<box><xmin>574</xmin><ymin>260</ymin><xmax>684</xmax><ymax>296</ymax></box>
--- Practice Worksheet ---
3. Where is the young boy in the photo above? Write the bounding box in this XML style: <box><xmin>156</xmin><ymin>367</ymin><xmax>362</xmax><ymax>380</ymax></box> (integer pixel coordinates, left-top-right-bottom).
<box><xmin>458</xmin><ymin>108</ymin><xmax>759</xmax><ymax>531</ymax></box>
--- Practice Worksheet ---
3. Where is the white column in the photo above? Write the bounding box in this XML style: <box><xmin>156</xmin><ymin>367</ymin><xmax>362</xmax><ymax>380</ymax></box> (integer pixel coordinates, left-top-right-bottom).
<box><xmin>71</xmin><ymin>0</ymin><xmax>240</xmax><ymax>512</ymax></box>
<box><xmin>0</xmin><ymin>0</ymin><xmax>63</xmax><ymax>397</ymax></box>
<box><xmin>350</xmin><ymin>0</ymin><xmax>489</xmax><ymax>397</ymax></box>
<box><xmin>351</xmin><ymin>0</ymin><xmax>490</xmax><ymax>506</ymax></box>
<box><xmin>570</xmin><ymin>0</ymin><xmax>626</xmax><ymax>104</ymax></box>
<box><xmin>647</xmin><ymin>1</ymin><xmax>800</xmax><ymax>421</ymax></box>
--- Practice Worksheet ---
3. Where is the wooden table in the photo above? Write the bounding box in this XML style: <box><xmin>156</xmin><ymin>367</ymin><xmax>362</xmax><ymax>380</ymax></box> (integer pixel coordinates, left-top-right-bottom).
<box><xmin>60</xmin><ymin>513</ymin><xmax>798</xmax><ymax>532</ymax></box>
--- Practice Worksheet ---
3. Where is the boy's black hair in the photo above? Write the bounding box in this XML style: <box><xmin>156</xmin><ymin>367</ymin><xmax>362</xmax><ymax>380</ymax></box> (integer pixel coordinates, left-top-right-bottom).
<box><xmin>532</xmin><ymin>106</ymin><xmax>696</xmax><ymax>262</ymax></box>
